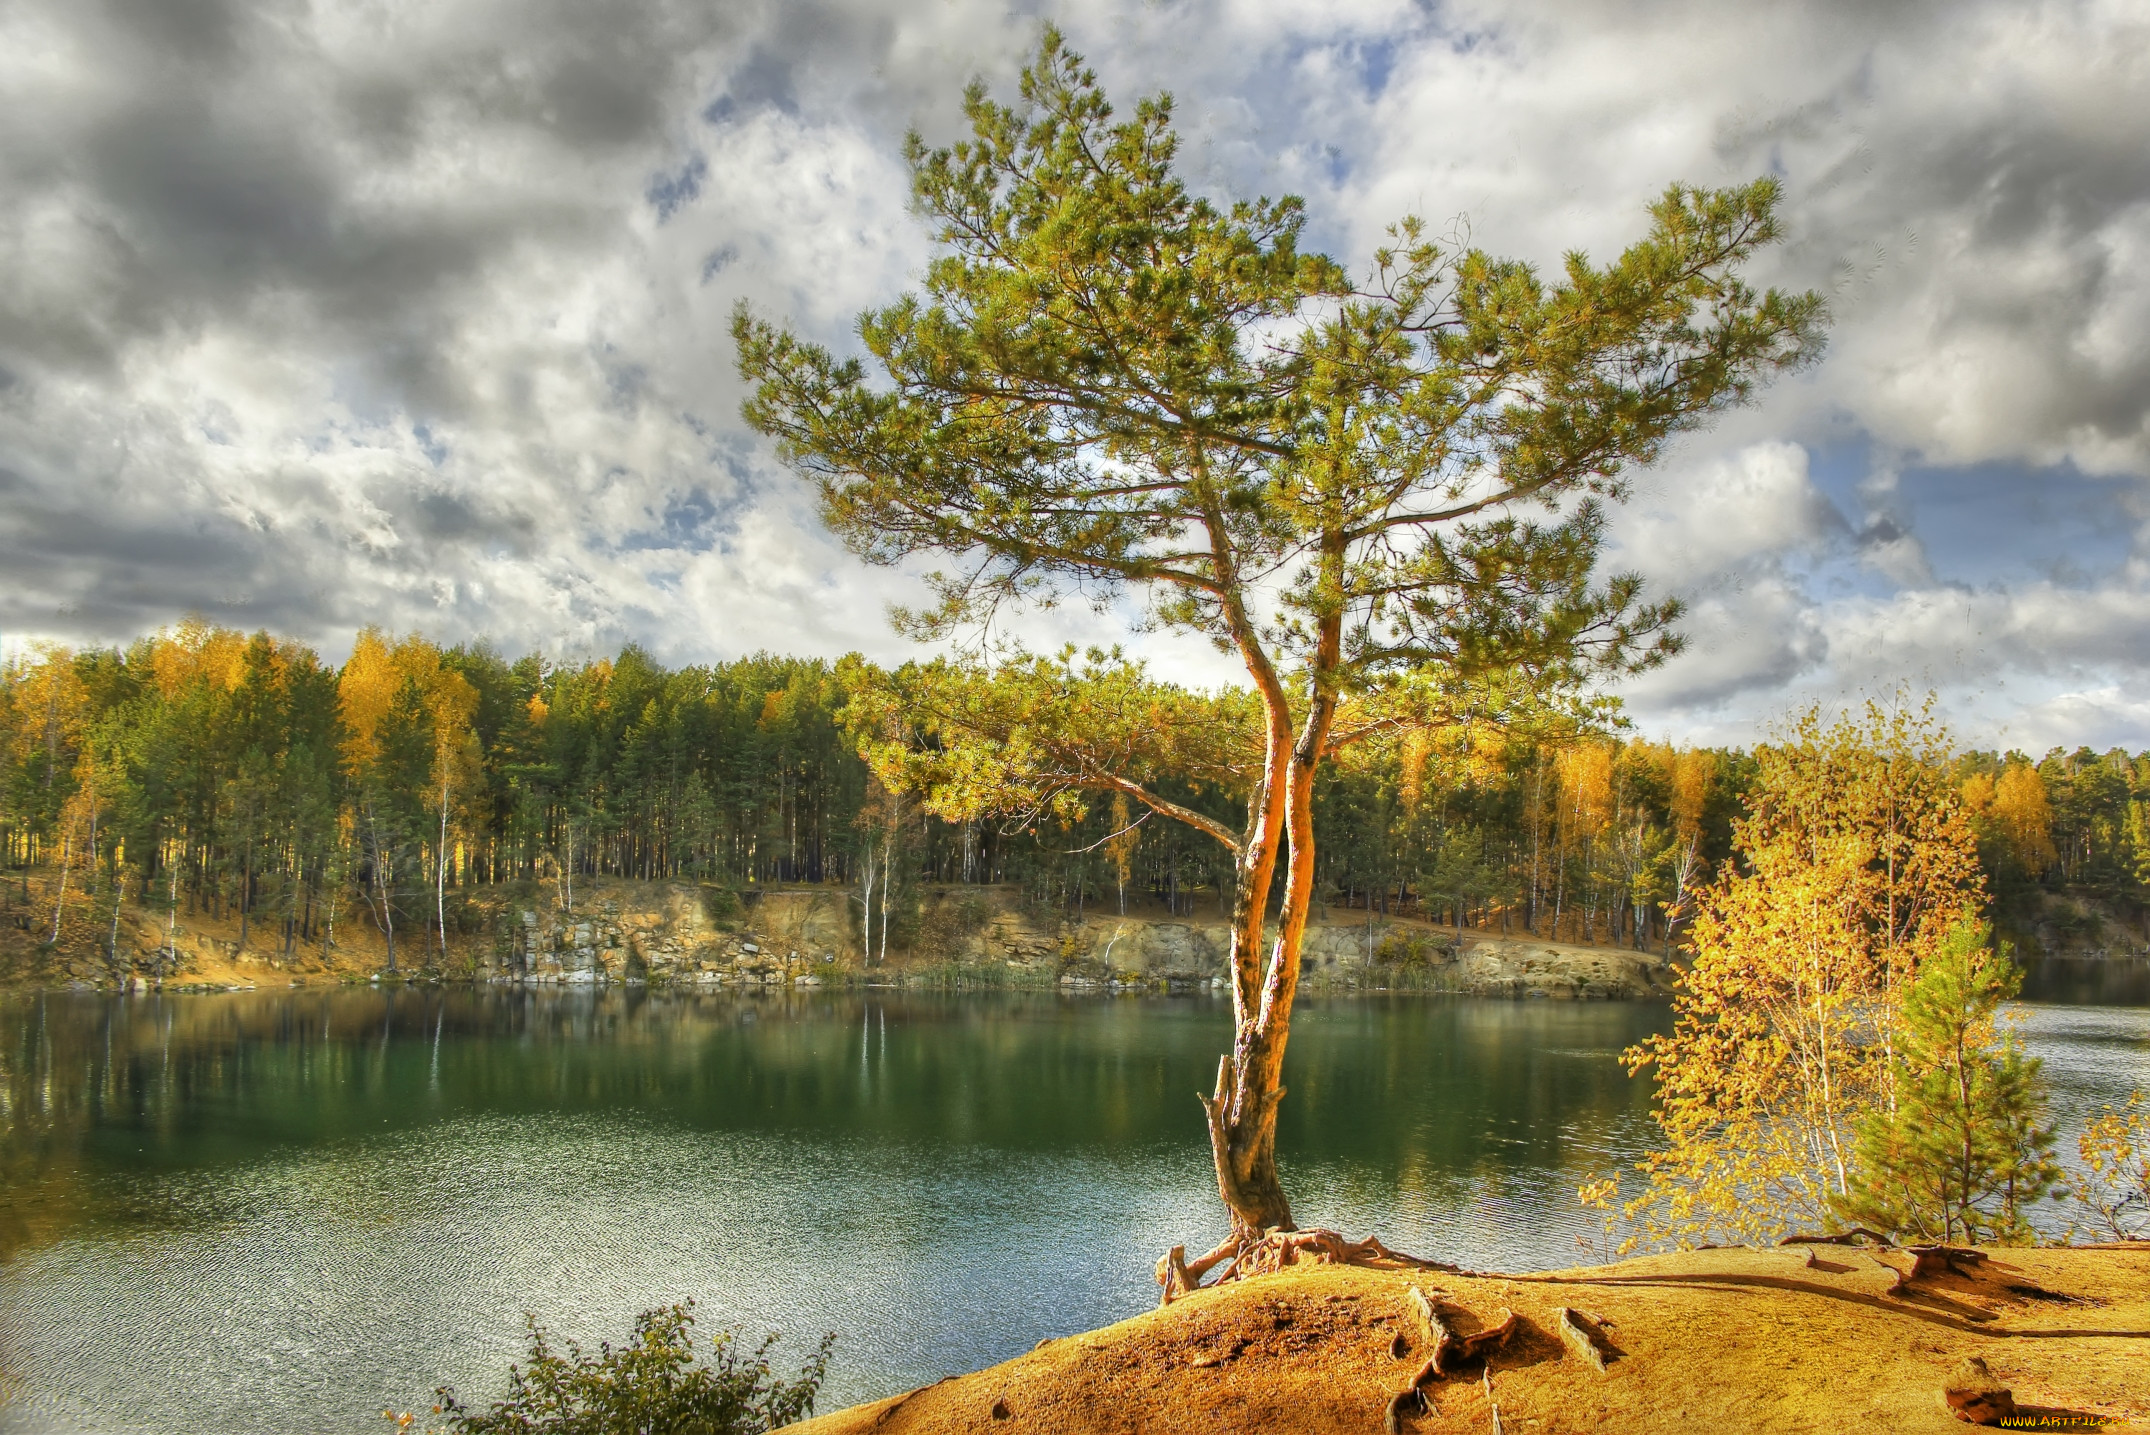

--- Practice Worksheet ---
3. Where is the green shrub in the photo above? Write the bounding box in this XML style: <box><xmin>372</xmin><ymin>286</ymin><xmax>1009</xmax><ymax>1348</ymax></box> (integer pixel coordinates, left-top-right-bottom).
<box><xmin>698</xmin><ymin>886</ymin><xmax>743</xmax><ymax>930</ymax></box>
<box><xmin>909</xmin><ymin>892</ymin><xmax>991</xmax><ymax>956</ymax></box>
<box><xmin>427</xmin><ymin>1301</ymin><xmax>831</xmax><ymax>1435</ymax></box>
<box><xmin>1373</xmin><ymin>932</ymin><xmax>1450</xmax><ymax>968</ymax></box>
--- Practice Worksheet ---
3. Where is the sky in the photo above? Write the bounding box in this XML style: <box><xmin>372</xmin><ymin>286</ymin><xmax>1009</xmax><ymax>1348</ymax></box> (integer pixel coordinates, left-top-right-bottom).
<box><xmin>1</xmin><ymin>0</ymin><xmax>2146</xmax><ymax>753</ymax></box>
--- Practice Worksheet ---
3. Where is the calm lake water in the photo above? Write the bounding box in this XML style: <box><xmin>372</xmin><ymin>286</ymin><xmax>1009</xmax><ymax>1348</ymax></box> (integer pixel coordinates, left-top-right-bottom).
<box><xmin>1</xmin><ymin>974</ymin><xmax>2145</xmax><ymax>1435</ymax></box>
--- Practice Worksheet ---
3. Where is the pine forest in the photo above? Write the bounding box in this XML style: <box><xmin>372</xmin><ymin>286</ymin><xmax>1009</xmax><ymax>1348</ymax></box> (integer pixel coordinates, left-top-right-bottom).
<box><xmin>4</xmin><ymin>621</ymin><xmax>2144</xmax><ymax>974</ymax></box>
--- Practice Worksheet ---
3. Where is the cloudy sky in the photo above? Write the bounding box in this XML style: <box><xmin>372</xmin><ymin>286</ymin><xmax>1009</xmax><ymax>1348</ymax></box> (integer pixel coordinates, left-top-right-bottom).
<box><xmin>2</xmin><ymin>0</ymin><xmax>2145</xmax><ymax>751</ymax></box>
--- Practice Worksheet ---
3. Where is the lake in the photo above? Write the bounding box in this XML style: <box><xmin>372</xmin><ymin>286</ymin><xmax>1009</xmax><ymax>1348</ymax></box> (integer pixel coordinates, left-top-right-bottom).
<box><xmin>2</xmin><ymin>976</ymin><xmax>2145</xmax><ymax>1434</ymax></box>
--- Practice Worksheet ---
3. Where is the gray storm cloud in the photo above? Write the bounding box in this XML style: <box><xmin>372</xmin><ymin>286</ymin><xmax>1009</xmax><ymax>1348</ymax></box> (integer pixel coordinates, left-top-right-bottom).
<box><xmin>1</xmin><ymin>0</ymin><xmax>2146</xmax><ymax>748</ymax></box>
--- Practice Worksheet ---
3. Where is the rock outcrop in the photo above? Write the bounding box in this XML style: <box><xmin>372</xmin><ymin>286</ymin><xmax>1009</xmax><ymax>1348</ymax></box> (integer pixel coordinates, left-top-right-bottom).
<box><xmin>482</xmin><ymin>882</ymin><xmax>1673</xmax><ymax>998</ymax></box>
<box><xmin>503</xmin><ymin>886</ymin><xmax>855</xmax><ymax>986</ymax></box>
<box><xmin>0</xmin><ymin>865</ymin><xmax>1672</xmax><ymax>998</ymax></box>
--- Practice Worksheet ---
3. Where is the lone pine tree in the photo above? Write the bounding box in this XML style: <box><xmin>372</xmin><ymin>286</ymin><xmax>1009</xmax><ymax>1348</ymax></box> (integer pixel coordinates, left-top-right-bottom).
<box><xmin>735</xmin><ymin>30</ymin><xmax>1823</xmax><ymax>1259</ymax></box>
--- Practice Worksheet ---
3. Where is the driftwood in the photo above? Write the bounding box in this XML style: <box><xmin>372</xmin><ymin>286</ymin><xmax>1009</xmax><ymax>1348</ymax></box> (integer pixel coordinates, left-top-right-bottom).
<box><xmin>1553</xmin><ymin>1306</ymin><xmax>1609</xmax><ymax>1373</ymax></box>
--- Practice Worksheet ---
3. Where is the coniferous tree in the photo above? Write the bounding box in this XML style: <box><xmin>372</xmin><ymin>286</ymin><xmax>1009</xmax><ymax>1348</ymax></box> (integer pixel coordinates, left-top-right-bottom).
<box><xmin>1833</xmin><ymin>920</ymin><xmax>2060</xmax><ymax>1245</ymax></box>
<box><xmin>737</xmin><ymin>29</ymin><xmax>1822</xmax><ymax>1246</ymax></box>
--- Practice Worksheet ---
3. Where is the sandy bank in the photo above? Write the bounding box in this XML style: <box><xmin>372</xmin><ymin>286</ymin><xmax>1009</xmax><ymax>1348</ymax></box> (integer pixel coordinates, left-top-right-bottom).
<box><xmin>781</xmin><ymin>1243</ymin><xmax>2150</xmax><ymax>1433</ymax></box>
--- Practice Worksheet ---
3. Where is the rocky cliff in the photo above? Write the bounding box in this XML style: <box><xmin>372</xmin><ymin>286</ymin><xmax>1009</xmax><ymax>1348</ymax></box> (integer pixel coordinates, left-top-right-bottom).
<box><xmin>2</xmin><ymin>870</ymin><xmax>1672</xmax><ymax>998</ymax></box>
<box><xmin>490</xmin><ymin>882</ymin><xmax>1674</xmax><ymax>999</ymax></box>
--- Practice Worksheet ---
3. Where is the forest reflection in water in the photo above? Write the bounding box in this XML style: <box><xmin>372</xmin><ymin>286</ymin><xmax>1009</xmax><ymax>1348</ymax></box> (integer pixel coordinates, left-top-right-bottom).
<box><xmin>0</xmin><ymin>981</ymin><xmax>2143</xmax><ymax>1435</ymax></box>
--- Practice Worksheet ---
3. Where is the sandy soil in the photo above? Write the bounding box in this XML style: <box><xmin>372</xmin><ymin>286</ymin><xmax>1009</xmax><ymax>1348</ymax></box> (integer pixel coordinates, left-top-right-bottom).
<box><xmin>782</xmin><ymin>1244</ymin><xmax>2150</xmax><ymax>1434</ymax></box>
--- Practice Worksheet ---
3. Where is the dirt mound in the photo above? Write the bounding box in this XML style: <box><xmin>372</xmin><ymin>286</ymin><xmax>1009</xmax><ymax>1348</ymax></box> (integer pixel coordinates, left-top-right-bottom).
<box><xmin>782</xmin><ymin>1244</ymin><xmax>2150</xmax><ymax>1434</ymax></box>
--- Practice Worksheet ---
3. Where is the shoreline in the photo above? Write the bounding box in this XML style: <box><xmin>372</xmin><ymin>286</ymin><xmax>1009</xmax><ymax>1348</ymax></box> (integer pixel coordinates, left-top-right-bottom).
<box><xmin>2</xmin><ymin>871</ymin><xmax>1682</xmax><ymax>999</ymax></box>
<box><xmin>778</xmin><ymin>1243</ymin><xmax>2150</xmax><ymax>1434</ymax></box>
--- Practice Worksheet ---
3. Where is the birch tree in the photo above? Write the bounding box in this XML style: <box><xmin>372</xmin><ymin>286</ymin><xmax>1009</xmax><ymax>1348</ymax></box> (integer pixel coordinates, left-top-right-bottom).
<box><xmin>737</xmin><ymin>30</ymin><xmax>1822</xmax><ymax>1257</ymax></box>
<box><xmin>1605</xmin><ymin>700</ymin><xmax>1988</xmax><ymax>1248</ymax></box>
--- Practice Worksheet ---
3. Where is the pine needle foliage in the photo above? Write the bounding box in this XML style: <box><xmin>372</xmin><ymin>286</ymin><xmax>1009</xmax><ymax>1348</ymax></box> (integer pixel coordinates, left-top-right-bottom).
<box><xmin>1832</xmin><ymin>921</ymin><xmax>2060</xmax><ymax>1245</ymax></box>
<box><xmin>737</xmin><ymin>28</ymin><xmax>1825</xmax><ymax>1236</ymax></box>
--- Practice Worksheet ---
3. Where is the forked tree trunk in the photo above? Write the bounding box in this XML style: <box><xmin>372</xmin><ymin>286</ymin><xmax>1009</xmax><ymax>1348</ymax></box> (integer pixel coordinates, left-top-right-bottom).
<box><xmin>1202</xmin><ymin>600</ymin><xmax>1341</xmax><ymax>1240</ymax></box>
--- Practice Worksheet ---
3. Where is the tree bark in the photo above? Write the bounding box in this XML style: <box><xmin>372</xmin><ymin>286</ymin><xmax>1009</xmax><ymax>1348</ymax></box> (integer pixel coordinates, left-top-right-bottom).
<box><xmin>1199</xmin><ymin>535</ymin><xmax>1343</xmax><ymax>1239</ymax></box>
<box><xmin>236</xmin><ymin>832</ymin><xmax>252</xmax><ymax>951</ymax></box>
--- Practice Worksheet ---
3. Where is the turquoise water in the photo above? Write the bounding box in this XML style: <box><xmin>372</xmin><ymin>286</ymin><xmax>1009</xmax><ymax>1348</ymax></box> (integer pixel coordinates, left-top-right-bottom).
<box><xmin>0</xmin><ymin>984</ymin><xmax>2143</xmax><ymax>1434</ymax></box>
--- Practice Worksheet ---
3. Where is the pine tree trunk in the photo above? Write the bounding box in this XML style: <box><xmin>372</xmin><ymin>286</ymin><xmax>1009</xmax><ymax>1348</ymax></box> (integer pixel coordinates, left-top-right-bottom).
<box><xmin>237</xmin><ymin>836</ymin><xmax>252</xmax><ymax>951</ymax></box>
<box><xmin>1201</xmin><ymin>627</ymin><xmax>1338</xmax><ymax>1239</ymax></box>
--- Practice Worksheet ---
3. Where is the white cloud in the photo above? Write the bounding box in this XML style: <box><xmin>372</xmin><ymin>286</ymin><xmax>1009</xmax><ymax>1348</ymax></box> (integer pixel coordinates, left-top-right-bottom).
<box><xmin>1612</xmin><ymin>441</ymin><xmax>1844</xmax><ymax>593</ymax></box>
<box><xmin>0</xmin><ymin>0</ymin><xmax>2145</xmax><ymax>750</ymax></box>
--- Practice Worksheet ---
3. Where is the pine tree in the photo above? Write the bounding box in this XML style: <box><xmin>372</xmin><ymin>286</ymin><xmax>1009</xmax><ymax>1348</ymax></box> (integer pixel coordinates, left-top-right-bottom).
<box><xmin>1833</xmin><ymin>920</ymin><xmax>2060</xmax><ymax>1245</ymax></box>
<box><xmin>737</xmin><ymin>27</ymin><xmax>1822</xmax><ymax>1245</ymax></box>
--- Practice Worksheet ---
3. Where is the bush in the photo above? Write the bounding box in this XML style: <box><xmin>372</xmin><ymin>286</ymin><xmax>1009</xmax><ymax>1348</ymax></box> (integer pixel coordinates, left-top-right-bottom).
<box><xmin>1373</xmin><ymin>933</ymin><xmax>1448</xmax><ymax>968</ymax></box>
<box><xmin>424</xmin><ymin>1301</ymin><xmax>831</xmax><ymax>1435</ymax></box>
<box><xmin>909</xmin><ymin>892</ymin><xmax>991</xmax><ymax>956</ymax></box>
<box><xmin>699</xmin><ymin>886</ymin><xmax>744</xmax><ymax>930</ymax></box>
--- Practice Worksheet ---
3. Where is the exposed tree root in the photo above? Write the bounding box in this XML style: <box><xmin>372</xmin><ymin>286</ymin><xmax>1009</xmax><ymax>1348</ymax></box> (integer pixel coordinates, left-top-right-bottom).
<box><xmin>1553</xmin><ymin>1306</ymin><xmax>1609</xmax><ymax>1373</ymax></box>
<box><xmin>1905</xmin><ymin>1245</ymin><xmax>1988</xmax><ymax>1280</ymax></box>
<box><xmin>1381</xmin><ymin>1284</ymin><xmax>1518</xmax><ymax>1432</ymax></box>
<box><xmin>1405</xmin><ymin>1286</ymin><xmax>1455</xmax><ymax>1375</ymax></box>
<box><xmin>1155</xmin><ymin>1228</ymin><xmax>1458</xmax><ymax>1306</ymax></box>
<box><xmin>1941</xmin><ymin>1355</ymin><xmax>2017</xmax><ymax>1425</ymax></box>
<box><xmin>870</xmin><ymin>1375</ymin><xmax>956</xmax><ymax>1428</ymax></box>
<box><xmin>1383</xmin><ymin>1367</ymin><xmax>1438</xmax><ymax>1435</ymax></box>
<box><xmin>1877</xmin><ymin>1244</ymin><xmax>1992</xmax><ymax>1297</ymax></box>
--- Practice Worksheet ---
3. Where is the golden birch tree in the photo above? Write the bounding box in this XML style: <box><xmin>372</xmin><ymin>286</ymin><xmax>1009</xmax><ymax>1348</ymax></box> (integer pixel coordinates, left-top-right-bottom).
<box><xmin>1604</xmin><ymin>698</ymin><xmax>1986</xmax><ymax>1248</ymax></box>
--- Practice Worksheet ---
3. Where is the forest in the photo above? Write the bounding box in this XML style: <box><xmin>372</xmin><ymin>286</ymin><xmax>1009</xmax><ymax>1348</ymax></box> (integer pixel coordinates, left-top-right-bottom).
<box><xmin>1</xmin><ymin>619</ymin><xmax>2145</xmax><ymax>971</ymax></box>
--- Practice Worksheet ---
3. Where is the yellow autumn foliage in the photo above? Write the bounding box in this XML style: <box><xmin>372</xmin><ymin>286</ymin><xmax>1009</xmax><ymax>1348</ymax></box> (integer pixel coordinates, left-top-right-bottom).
<box><xmin>1603</xmin><ymin>696</ymin><xmax>1985</xmax><ymax>1249</ymax></box>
